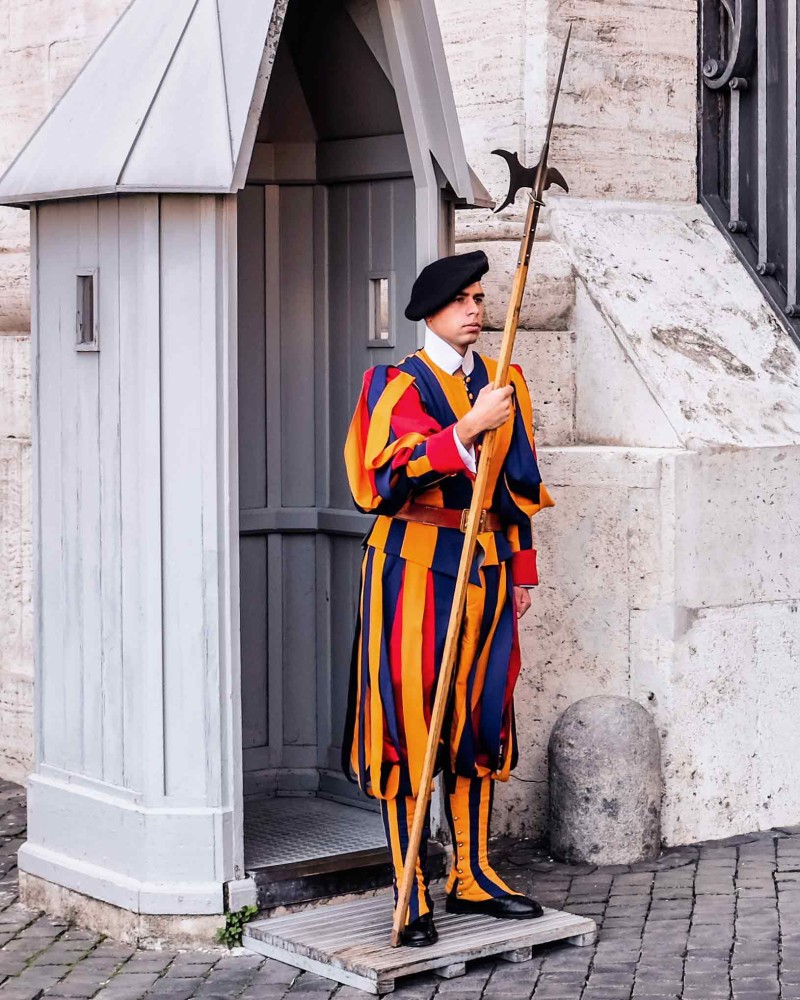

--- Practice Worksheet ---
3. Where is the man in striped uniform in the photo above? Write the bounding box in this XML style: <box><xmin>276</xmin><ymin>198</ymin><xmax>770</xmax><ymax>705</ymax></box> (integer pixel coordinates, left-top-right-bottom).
<box><xmin>342</xmin><ymin>250</ymin><xmax>554</xmax><ymax>946</ymax></box>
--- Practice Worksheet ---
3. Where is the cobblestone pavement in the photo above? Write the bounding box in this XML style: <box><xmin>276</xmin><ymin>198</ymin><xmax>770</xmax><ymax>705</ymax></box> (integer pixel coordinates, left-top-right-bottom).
<box><xmin>2</xmin><ymin>777</ymin><xmax>799</xmax><ymax>1000</ymax></box>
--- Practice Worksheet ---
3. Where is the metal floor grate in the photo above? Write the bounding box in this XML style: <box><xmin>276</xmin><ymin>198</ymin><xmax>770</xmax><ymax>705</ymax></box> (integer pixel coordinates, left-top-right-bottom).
<box><xmin>244</xmin><ymin>796</ymin><xmax>386</xmax><ymax>870</ymax></box>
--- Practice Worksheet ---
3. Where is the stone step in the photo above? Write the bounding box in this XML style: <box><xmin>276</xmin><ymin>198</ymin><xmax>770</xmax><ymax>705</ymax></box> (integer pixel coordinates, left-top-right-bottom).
<box><xmin>242</xmin><ymin>795</ymin><xmax>443</xmax><ymax>912</ymax></box>
<box><xmin>248</xmin><ymin>843</ymin><xmax>447</xmax><ymax>912</ymax></box>
<box><xmin>455</xmin><ymin>202</ymin><xmax>556</xmax><ymax>245</ymax></box>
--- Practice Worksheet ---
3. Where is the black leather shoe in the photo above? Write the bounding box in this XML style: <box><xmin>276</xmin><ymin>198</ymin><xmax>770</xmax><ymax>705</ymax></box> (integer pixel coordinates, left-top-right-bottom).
<box><xmin>400</xmin><ymin>912</ymin><xmax>439</xmax><ymax>947</ymax></box>
<box><xmin>445</xmin><ymin>889</ymin><xmax>544</xmax><ymax>919</ymax></box>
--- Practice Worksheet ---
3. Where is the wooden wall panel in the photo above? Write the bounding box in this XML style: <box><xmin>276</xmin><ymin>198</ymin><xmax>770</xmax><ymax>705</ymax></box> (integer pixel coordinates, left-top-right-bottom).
<box><xmin>36</xmin><ymin>196</ymin><xmax>172</xmax><ymax>795</ymax></box>
<box><xmin>279</xmin><ymin>186</ymin><xmax>316</xmax><ymax>509</ymax></box>
<box><xmin>281</xmin><ymin>534</ymin><xmax>317</xmax><ymax>752</ymax></box>
<box><xmin>240</xmin><ymin>535</ymin><xmax>269</xmax><ymax>751</ymax></box>
<box><xmin>238</xmin><ymin>175</ymin><xmax>416</xmax><ymax>796</ymax></box>
<box><xmin>37</xmin><ymin>202</ymin><xmax>74</xmax><ymax>773</ymax></box>
<box><xmin>159</xmin><ymin>195</ymin><xmax>221</xmax><ymax>802</ymax></box>
<box><xmin>237</xmin><ymin>184</ymin><xmax>267</xmax><ymax>511</ymax></box>
<box><xmin>326</xmin><ymin>183</ymin><xmax>353</xmax><ymax>515</ymax></box>
<box><xmin>96</xmin><ymin>197</ymin><xmax>124</xmax><ymax>787</ymax></box>
<box><xmin>73</xmin><ymin>198</ymin><xmax>103</xmax><ymax>782</ymax></box>
<box><xmin>117</xmin><ymin>195</ymin><xmax>163</xmax><ymax>798</ymax></box>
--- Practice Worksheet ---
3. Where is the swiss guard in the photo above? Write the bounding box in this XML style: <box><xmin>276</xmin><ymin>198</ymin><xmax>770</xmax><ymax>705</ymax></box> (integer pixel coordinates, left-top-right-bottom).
<box><xmin>342</xmin><ymin>249</ymin><xmax>555</xmax><ymax>947</ymax></box>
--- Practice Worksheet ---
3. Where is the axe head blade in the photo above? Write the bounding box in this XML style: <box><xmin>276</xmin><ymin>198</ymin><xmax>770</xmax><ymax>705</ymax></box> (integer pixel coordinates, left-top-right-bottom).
<box><xmin>491</xmin><ymin>149</ymin><xmax>540</xmax><ymax>214</ymax></box>
<box><xmin>545</xmin><ymin>166</ymin><xmax>569</xmax><ymax>194</ymax></box>
<box><xmin>491</xmin><ymin>150</ymin><xmax>569</xmax><ymax>212</ymax></box>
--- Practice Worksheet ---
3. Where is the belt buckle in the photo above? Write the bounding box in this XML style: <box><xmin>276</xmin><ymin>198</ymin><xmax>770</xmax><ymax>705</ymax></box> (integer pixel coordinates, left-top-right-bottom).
<box><xmin>460</xmin><ymin>509</ymin><xmax>487</xmax><ymax>532</ymax></box>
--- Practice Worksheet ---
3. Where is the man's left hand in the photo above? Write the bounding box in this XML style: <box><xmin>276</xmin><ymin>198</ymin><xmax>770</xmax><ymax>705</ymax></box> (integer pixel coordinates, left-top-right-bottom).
<box><xmin>514</xmin><ymin>586</ymin><xmax>532</xmax><ymax>619</ymax></box>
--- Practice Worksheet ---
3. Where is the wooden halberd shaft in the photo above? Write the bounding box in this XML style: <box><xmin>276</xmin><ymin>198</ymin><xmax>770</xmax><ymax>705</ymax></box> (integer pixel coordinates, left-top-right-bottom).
<box><xmin>389</xmin><ymin>25</ymin><xmax>570</xmax><ymax>947</ymax></box>
<box><xmin>389</xmin><ymin>191</ymin><xmax>542</xmax><ymax>947</ymax></box>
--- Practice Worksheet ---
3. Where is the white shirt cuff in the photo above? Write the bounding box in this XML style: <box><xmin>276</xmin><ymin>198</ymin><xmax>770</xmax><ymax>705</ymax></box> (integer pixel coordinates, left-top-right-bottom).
<box><xmin>452</xmin><ymin>426</ymin><xmax>476</xmax><ymax>473</ymax></box>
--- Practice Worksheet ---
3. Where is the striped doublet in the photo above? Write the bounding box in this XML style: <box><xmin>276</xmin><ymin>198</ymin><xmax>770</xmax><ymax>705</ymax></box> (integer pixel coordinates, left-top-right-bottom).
<box><xmin>342</xmin><ymin>348</ymin><xmax>553</xmax><ymax>802</ymax></box>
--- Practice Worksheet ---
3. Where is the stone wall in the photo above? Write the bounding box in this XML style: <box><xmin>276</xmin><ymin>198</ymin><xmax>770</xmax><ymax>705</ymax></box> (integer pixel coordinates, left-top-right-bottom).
<box><xmin>3</xmin><ymin>0</ymin><xmax>800</xmax><ymax>852</ymax></box>
<box><xmin>438</xmin><ymin>0</ymin><xmax>800</xmax><ymax>849</ymax></box>
<box><xmin>472</xmin><ymin>198</ymin><xmax>800</xmax><ymax>846</ymax></box>
<box><xmin>438</xmin><ymin>0</ymin><xmax>697</xmax><ymax>220</ymax></box>
<box><xmin>0</xmin><ymin>335</ymin><xmax>31</xmax><ymax>781</ymax></box>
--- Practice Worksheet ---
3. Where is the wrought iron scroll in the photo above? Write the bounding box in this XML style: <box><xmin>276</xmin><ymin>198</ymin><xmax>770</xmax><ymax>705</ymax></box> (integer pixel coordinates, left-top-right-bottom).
<box><xmin>699</xmin><ymin>0</ymin><xmax>800</xmax><ymax>345</ymax></box>
<box><xmin>702</xmin><ymin>0</ymin><xmax>757</xmax><ymax>88</ymax></box>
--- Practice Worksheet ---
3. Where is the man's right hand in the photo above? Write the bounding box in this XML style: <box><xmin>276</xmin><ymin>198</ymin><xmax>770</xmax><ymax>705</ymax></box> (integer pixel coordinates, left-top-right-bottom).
<box><xmin>456</xmin><ymin>384</ymin><xmax>514</xmax><ymax>448</ymax></box>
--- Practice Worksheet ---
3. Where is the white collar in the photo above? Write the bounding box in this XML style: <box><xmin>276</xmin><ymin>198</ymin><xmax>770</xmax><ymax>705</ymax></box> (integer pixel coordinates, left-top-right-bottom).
<box><xmin>423</xmin><ymin>325</ymin><xmax>475</xmax><ymax>375</ymax></box>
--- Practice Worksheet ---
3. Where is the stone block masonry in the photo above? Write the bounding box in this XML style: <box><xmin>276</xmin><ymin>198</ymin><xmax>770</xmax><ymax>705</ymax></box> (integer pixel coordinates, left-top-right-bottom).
<box><xmin>2</xmin><ymin>0</ymin><xmax>800</xmax><ymax>866</ymax></box>
<box><xmin>0</xmin><ymin>337</ymin><xmax>31</xmax><ymax>781</ymax></box>
<box><xmin>437</xmin><ymin>0</ymin><xmax>698</xmax><ymax>208</ymax></box>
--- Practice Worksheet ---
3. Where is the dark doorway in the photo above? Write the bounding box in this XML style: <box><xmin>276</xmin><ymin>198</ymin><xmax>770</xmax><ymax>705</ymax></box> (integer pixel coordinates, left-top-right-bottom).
<box><xmin>236</xmin><ymin>0</ymin><xmax>434</xmax><ymax>906</ymax></box>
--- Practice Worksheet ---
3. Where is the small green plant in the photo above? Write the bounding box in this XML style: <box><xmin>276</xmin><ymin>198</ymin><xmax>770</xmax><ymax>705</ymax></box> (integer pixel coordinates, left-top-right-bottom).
<box><xmin>216</xmin><ymin>904</ymin><xmax>259</xmax><ymax>948</ymax></box>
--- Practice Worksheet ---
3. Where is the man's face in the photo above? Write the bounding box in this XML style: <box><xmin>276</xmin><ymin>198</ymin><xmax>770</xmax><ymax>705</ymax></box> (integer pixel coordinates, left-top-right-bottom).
<box><xmin>425</xmin><ymin>281</ymin><xmax>485</xmax><ymax>355</ymax></box>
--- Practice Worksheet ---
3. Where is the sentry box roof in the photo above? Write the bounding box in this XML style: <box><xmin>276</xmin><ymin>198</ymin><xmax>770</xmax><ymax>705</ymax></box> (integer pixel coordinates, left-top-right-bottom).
<box><xmin>0</xmin><ymin>0</ymin><xmax>492</xmax><ymax>209</ymax></box>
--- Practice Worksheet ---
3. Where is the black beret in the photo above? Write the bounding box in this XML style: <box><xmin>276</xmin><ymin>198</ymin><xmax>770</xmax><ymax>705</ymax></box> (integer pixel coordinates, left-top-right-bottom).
<box><xmin>404</xmin><ymin>250</ymin><xmax>489</xmax><ymax>321</ymax></box>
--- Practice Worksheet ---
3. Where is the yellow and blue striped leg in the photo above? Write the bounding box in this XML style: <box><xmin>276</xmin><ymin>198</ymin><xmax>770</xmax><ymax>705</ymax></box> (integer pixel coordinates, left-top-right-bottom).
<box><xmin>380</xmin><ymin>796</ymin><xmax>433</xmax><ymax>924</ymax></box>
<box><xmin>444</xmin><ymin>775</ymin><xmax>520</xmax><ymax>901</ymax></box>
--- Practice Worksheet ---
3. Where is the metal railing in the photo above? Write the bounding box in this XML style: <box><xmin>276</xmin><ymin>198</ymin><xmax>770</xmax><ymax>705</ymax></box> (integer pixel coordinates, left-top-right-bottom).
<box><xmin>700</xmin><ymin>0</ymin><xmax>800</xmax><ymax>346</ymax></box>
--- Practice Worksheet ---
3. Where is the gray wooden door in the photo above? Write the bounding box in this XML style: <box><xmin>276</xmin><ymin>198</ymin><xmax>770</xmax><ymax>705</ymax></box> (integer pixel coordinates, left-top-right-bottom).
<box><xmin>238</xmin><ymin>177</ymin><xmax>417</xmax><ymax>801</ymax></box>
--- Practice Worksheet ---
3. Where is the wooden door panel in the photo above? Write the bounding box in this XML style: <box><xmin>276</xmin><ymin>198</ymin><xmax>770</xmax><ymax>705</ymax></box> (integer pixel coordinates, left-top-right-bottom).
<box><xmin>238</xmin><ymin>177</ymin><xmax>416</xmax><ymax>791</ymax></box>
<box><xmin>323</xmin><ymin>177</ymin><xmax>417</xmax><ymax>776</ymax></box>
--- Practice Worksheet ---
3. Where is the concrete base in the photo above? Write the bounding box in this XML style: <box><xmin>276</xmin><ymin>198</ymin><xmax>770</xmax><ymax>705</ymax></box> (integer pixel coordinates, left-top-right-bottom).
<box><xmin>19</xmin><ymin>872</ymin><xmax>226</xmax><ymax>950</ymax></box>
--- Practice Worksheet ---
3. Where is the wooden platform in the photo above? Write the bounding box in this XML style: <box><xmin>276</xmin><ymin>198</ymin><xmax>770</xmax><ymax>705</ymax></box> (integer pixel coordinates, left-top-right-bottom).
<box><xmin>243</xmin><ymin>886</ymin><xmax>597</xmax><ymax>995</ymax></box>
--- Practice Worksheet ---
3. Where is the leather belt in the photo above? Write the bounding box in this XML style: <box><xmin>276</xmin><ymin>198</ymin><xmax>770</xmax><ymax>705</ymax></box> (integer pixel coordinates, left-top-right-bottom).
<box><xmin>393</xmin><ymin>502</ymin><xmax>502</xmax><ymax>533</ymax></box>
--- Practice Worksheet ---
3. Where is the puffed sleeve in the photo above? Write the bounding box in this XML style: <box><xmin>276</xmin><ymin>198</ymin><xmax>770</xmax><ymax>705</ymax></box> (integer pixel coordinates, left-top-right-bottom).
<box><xmin>496</xmin><ymin>364</ymin><xmax>555</xmax><ymax>586</ymax></box>
<box><xmin>344</xmin><ymin>364</ymin><xmax>472</xmax><ymax>515</ymax></box>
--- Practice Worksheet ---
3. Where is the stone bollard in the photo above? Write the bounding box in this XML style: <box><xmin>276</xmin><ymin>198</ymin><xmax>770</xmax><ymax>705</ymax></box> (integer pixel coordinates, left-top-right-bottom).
<box><xmin>548</xmin><ymin>695</ymin><xmax>662</xmax><ymax>865</ymax></box>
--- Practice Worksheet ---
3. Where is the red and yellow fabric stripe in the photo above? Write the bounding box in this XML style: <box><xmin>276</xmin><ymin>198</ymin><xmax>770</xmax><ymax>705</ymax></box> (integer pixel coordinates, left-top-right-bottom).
<box><xmin>342</xmin><ymin>348</ymin><xmax>553</xmax><ymax>799</ymax></box>
<box><xmin>345</xmin><ymin>547</ymin><xmax>521</xmax><ymax>800</ymax></box>
<box><xmin>343</xmin><ymin>364</ymin><xmax>469</xmax><ymax>516</ymax></box>
<box><xmin>343</xmin><ymin>350</ymin><xmax>553</xmax><ymax>585</ymax></box>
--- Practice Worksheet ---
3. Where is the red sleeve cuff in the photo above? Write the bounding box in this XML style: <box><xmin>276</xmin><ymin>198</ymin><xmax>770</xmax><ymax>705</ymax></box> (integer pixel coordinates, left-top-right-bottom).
<box><xmin>511</xmin><ymin>548</ymin><xmax>538</xmax><ymax>587</ymax></box>
<box><xmin>426</xmin><ymin>424</ymin><xmax>469</xmax><ymax>474</ymax></box>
